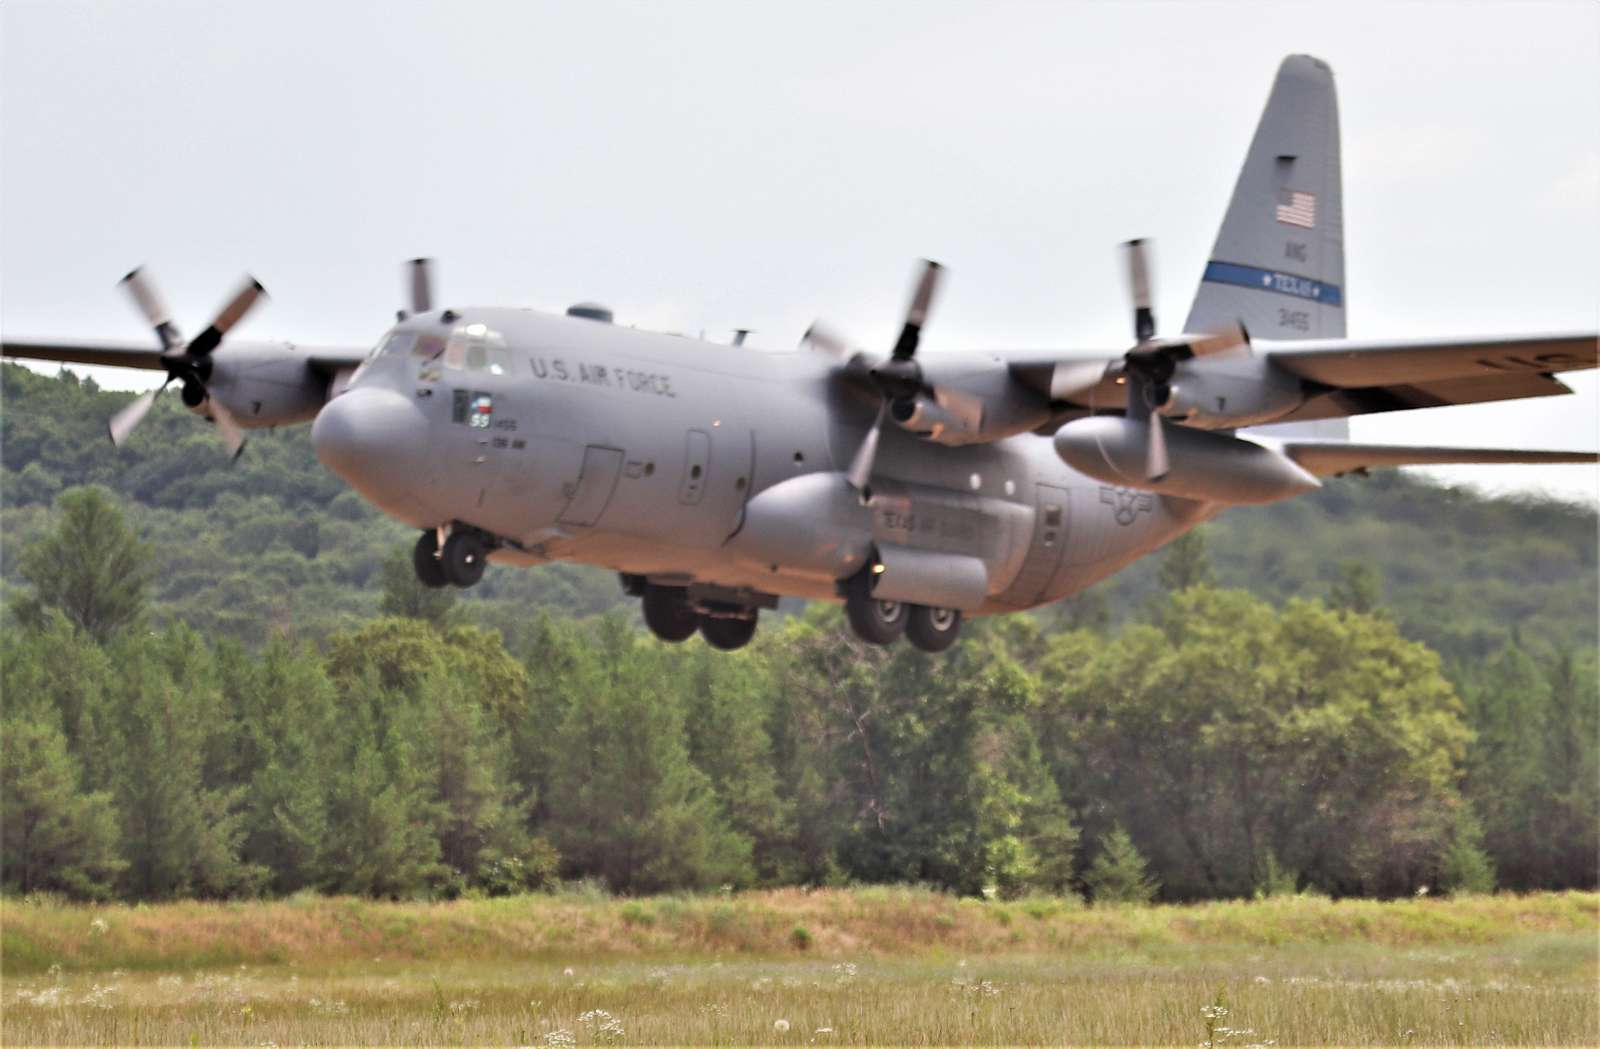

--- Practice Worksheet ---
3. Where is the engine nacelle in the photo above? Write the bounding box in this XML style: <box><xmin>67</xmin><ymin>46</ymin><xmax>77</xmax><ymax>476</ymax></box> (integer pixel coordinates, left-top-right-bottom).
<box><xmin>195</xmin><ymin>343</ymin><xmax>331</xmax><ymax>429</ymax></box>
<box><xmin>890</xmin><ymin>395</ymin><xmax>979</xmax><ymax>442</ymax></box>
<box><xmin>1158</xmin><ymin>355</ymin><xmax>1305</xmax><ymax>429</ymax></box>
<box><xmin>1054</xmin><ymin>416</ymin><xmax>1320</xmax><ymax>505</ymax></box>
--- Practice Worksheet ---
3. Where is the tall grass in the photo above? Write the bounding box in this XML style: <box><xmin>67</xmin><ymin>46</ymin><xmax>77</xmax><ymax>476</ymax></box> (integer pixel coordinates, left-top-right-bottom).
<box><xmin>2</xmin><ymin>890</ymin><xmax>1595</xmax><ymax>1045</ymax></box>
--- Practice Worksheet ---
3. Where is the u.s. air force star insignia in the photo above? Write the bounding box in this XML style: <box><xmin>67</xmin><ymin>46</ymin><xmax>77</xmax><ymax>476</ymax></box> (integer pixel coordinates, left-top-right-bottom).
<box><xmin>1100</xmin><ymin>485</ymin><xmax>1154</xmax><ymax>526</ymax></box>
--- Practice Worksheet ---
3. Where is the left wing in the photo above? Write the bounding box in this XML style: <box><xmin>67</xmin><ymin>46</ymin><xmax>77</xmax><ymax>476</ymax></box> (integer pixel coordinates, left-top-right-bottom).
<box><xmin>1263</xmin><ymin>332</ymin><xmax>1596</xmax><ymax>421</ymax></box>
<box><xmin>1269</xmin><ymin>438</ymin><xmax>1598</xmax><ymax>478</ymax></box>
<box><xmin>1</xmin><ymin>338</ymin><xmax>169</xmax><ymax>371</ymax></box>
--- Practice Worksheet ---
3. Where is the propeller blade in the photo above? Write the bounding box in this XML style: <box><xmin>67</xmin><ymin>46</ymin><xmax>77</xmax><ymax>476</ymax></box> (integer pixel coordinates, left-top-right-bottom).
<box><xmin>409</xmin><ymin>257</ymin><xmax>434</xmax><ymax>314</ymax></box>
<box><xmin>1123</xmin><ymin>239</ymin><xmax>1155</xmax><ymax>343</ymax></box>
<box><xmin>206</xmin><ymin>393</ymin><xmax>248</xmax><ymax>461</ymax></box>
<box><xmin>847</xmin><ymin>400</ymin><xmax>889</xmax><ymax>491</ymax></box>
<box><xmin>1187</xmin><ymin>320</ymin><xmax>1251</xmax><ymax>358</ymax></box>
<box><xmin>119</xmin><ymin>267</ymin><xmax>183</xmax><ymax>351</ymax></box>
<box><xmin>1049</xmin><ymin>359</ymin><xmax>1116</xmax><ymax>402</ymax></box>
<box><xmin>108</xmin><ymin>382</ymin><xmax>167</xmax><ymax>447</ymax></box>
<box><xmin>187</xmin><ymin>276</ymin><xmax>267</xmax><ymax>356</ymax></box>
<box><xmin>1146</xmin><ymin>410</ymin><xmax>1170</xmax><ymax>480</ymax></box>
<box><xmin>802</xmin><ymin>322</ymin><xmax>854</xmax><ymax>359</ymax></box>
<box><xmin>891</xmin><ymin>259</ymin><xmax>943</xmax><ymax>361</ymax></box>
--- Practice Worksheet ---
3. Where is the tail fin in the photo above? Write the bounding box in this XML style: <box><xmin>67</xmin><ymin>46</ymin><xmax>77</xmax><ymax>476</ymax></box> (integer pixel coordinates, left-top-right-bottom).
<box><xmin>1185</xmin><ymin>55</ymin><xmax>1345</xmax><ymax>342</ymax></box>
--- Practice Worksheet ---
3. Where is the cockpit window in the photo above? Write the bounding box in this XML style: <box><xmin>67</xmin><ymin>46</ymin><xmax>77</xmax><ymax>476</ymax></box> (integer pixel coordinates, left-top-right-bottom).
<box><xmin>443</xmin><ymin>324</ymin><xmax>510</xmax><ymax>374</ymax></box>
<box><xmin>383</xmin><ymin>332</ymin><xmax>417</xmax><ymax>357</ymax></box>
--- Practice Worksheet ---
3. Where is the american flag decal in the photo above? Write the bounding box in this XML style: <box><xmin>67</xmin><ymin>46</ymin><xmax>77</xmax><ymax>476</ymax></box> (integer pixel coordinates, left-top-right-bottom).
<box><xmin>1275</xmin><ymin>190</ymin><xmax>1317</xmax><ymax>229</ymax></box>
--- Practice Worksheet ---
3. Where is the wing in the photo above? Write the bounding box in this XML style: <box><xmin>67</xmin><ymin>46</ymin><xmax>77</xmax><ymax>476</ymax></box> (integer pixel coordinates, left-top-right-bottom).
<box><xmin>1264</xmin><ymin>332</ymin><xmax>1596</xmax><ymax>421</ymax></box>
<box><xmin>1272</xmin><ymin>438</ymin><xmax>1598</xmax><ymax>478</ymax></box>
<box><xmin>1</xmin><ymin>338</ymin><xmax>169</xmax><ymax>371</ymax></box>
<box><xmin>2</xmin><ymin>337</ymin><xmax>369</xmax><ymax>377</ymax></box>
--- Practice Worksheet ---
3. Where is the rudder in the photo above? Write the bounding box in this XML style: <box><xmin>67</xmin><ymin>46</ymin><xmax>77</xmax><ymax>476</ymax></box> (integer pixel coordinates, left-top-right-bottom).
<box><xmin>1185</xmin><ymin>55</ymin><xmax>1346</xmax><ymax>342</ymax></box>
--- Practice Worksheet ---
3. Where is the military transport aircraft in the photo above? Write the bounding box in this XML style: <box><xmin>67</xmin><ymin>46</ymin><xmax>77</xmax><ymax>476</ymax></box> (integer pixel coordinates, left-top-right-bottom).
<box><xmin>5</xmin><ymin>55</ymin><xmax>1596</xmax><ymax>652</ymax></box>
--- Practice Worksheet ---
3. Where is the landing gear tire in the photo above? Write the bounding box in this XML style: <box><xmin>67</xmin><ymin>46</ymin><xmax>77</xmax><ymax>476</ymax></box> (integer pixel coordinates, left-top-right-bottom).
<box><xmin>441</xmin><ymin>531</ymin><xmax>488</xmax><ymax>588</ymax></box>
<box><xmin>642</xmin><ymin>585</ymin><xmax>699</xmax><ymax>643</ymax></box>
<box><xmin>413</xmin><ymin>532</ymin><xmax>448</xmax><ymax>589</ymax></box>
<box><xmin>906</xmin><ymin>605</ymin><xmax>963</xmax><ymax>653</ymax></box>
<box><xmin>700</xmin><ymin>612</ymin><xmax>758</xmax><ymax>651</ymax></box>
<box><xmin>844</xmin><ymin>569</ymin><xmax>908</xmax><ymax>645</ymax></box>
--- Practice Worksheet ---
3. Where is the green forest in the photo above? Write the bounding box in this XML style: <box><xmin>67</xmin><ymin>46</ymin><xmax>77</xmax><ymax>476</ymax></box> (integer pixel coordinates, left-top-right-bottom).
<box><xmin>2</xmin><ymin>363</ymin><xmax>1596</xmax><ymax>903</ymax></box>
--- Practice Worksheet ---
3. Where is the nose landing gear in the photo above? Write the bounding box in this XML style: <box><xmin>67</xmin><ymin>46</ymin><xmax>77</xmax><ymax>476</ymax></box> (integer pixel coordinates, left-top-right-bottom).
<box><xmin>413</xmin><ymin>526</ymin><xmax>493</xmax><ymax>589</ymax></box>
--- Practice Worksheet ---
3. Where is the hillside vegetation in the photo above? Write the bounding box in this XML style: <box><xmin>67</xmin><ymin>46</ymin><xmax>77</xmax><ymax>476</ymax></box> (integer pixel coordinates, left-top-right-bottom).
<box><xmin>3</xmin><ymin>363</ymin><xmax>1595</xmax><ymax>660</ymax></box>
<box><xmin>2</xmin><ymin>363</ymin><xmax>1596</xmax><ymax>908</ymax></box>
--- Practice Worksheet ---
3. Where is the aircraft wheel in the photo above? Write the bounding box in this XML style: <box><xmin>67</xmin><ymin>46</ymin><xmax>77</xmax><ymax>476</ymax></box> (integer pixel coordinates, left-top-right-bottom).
<box><xmin>642</xmin><ymin>585</ymin><xmax>699</xmax><ymax>643</ymax></box>
<box><xmin>441</xmin><ymin>531</ymin><xmax>488</xmax><ymax>588</ymax></box>
<box><xmin>906</xmin><ymin>605</ymin><xmax>963</xmax><ymax>653</ymax></box>
<box><xmin>700</xmin><ymin>612</ymin><xmax>758</xmax><ymax>651</ymax></box>
<box><xmin>413</xmin><ymin>532</ymin><xmax>448</xmax><ymax>589</ymax></box>
<box><xmin>844</xmin><ymin>570</ymin><xmax>908</xmax><ymax>645</ymax></box>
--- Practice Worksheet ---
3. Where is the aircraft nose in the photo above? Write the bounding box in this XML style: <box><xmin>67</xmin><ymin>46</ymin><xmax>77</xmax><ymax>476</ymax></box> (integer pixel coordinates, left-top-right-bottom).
<box><xmin>312</xmin><ymin>387</ymin><xmax>431</xmax><ymax>512</ymax></box>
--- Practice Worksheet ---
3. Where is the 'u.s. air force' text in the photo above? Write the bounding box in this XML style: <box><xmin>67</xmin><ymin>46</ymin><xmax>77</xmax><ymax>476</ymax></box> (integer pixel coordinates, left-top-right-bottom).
<box><xmin>529</xmin><ymin>357</ymin><xmax>676</xmax><ymax>397</ymax></box>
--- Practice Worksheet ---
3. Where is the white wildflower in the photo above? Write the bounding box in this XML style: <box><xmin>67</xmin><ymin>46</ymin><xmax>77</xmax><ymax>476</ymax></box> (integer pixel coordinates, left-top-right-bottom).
<box><xmin>543</xmin><ymin>1029</ymin><xmax>576</xmax><ymax>1049</ymax></box>
<box><xmin>562</xmin><ymin>966</ymin><xmax>575</xmax><ymax>977</ymax></box>
<box><xmin>89</xmin><ymin>917</ymin><xmax>109</xmax><ymax>936</ymax></box>
<box><xmin>774</xmin><ymin>1018</ymin><xmax>790</xmax><ymax>1033</ymax></box>
<box><xmin>815</xmin><ymin>1027</ymin><xmax>835</xmax><ymax>1035</ymax></box>
<box><xmin>578</xmin><ymin>1009</ymin><xmax>625</xmax><ymax>1044</ymax></box>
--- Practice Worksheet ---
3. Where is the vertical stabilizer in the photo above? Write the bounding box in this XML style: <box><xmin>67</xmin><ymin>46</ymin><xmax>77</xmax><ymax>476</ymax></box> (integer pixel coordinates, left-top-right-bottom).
<box><xmin>1185</xmin><ymin>55</ymin><xmax>1345</xmax><ymax>342</ymax></box>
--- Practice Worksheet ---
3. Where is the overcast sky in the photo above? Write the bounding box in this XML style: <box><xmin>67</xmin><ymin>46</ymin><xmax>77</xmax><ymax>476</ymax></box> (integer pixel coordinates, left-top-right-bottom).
<box><xmin>3</xmin><ymin>0</ymin><xmax>1596</xmax><ymax>502</ymax></box>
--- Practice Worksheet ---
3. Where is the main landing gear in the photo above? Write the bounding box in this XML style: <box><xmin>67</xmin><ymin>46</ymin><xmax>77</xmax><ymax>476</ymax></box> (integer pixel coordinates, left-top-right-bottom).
<box><xmin>630</xmin><ymin>578</ymin><xmax>762</xmax><ymax>651</ymax></box>
<box><xmin>842</xmin><ymin>567</ymin><xmax>963</xmax><ymax>652</ymax></box>
<box><xmin>414</xmin><ymin>527</ymin><xmax>492</xmax><ymax>589</ymax></box>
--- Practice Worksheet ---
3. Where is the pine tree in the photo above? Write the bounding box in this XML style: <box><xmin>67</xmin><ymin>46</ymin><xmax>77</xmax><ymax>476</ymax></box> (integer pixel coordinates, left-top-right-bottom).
<box><xmin>1084</xmin><ymin>824</ymin><xmax>1160</xmax><ymax>904</ymax></box>
<box><xmin>544</xmin><ymin>616</ymin><xmax>751</xmax><ymax>892</ymax></box>
<box><xmin>378</xmin><ymin>543</ymin><xmax>456</xmax><ymax>627</ymax></box>
<box><xmin>1157</xmin><ymin>529</ymin><xmax>1215</xmax><ymax>593</ymax></box>
<box><xmin>14</xmin><ymin>486</ymin><xmax>152</xmax><ymax>643</ymax></box>
<box><xmin>0</xmin><ymin>714</ymin><xmax>125</xmax><ymax>898</ymax></box>
<box><xmin>1439</xmin><ymin>802</ymin><xmax>1496</xmax><ymax>895</ymax></box>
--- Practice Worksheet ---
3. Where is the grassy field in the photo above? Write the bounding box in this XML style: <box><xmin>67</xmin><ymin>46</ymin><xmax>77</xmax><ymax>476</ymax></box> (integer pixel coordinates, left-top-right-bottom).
<box><xmin>2</xmin><ymin>888</ymin><xmax>1595</xmax><ymax>1046</ymax></box>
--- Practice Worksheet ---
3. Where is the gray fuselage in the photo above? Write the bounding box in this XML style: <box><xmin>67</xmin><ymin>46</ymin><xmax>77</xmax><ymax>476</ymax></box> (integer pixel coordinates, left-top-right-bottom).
<box><xmin>316</xmin><ymin>307</ymin><xmax>1210</xmax><ymax>615</ymax></box>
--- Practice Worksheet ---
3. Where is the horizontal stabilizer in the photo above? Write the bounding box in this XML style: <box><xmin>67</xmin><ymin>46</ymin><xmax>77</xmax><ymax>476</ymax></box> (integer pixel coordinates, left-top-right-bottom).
<box><xmin>1275</xmin><ymin>439</ymin><xmax>1599</xmax><ymax>477</ymax></box>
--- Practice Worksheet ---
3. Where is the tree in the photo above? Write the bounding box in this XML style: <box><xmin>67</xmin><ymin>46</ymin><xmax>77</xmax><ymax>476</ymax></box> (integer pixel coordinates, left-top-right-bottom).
<box><xmin>543</xmin><ymin>615</ymin><xmax>752</xmax><ymax>892</ymax></box>
<box><xmin>379</xmin><ymin>543</ymin><xmax>456</xmax><ymax>627</ymax></box>
<box><xmin>1084</xmin><ymin>825</ymin><xmax>1159</xmax><ymax>903</ymax></box>
<box><xmin>14</xmin><ymin>486</ymin><xmax>151</xmax><ymax>643</ymax></box>
<box><xmin>1</xmin><ymin>715</ymin><xmax>125</xmax><ymax>898</ymax></box>
<box><xmin>1038</xmin><ymin>587</ymin><xmax>1471</xmax><ymax>899</ymax></box>
<box><xmin>102</xmin><ymin>630</ymin><xmax>266</xmax><ymax>899</ymax></box>
<box><xmin>1157</xmin><ymin>528</ymin><xmax>1215</xmax><ymax>593</ymax></box>
<box><xmin>1438</xmin><ymin>803</ymin><xmax>1496</xmax><ymax>895</ymax></box>
<box><xmin>1329</xmin><ymin>559</ymin><xmax>1384</xmax><ymax>615</ymax></box>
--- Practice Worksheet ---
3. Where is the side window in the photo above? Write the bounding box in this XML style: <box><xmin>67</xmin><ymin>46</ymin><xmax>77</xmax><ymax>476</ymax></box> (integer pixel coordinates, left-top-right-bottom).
<box><xmin>452</xmin><ymin>389</ymin><xmax>493</xmax><ymax>427</ymax></box>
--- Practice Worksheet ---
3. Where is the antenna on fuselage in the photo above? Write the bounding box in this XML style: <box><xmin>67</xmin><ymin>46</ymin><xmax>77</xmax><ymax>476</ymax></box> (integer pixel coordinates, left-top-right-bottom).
<box><xmin>732</xmin><ymin>328</ymin><xmax>754</xmax><ymax>346</ymax></box>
